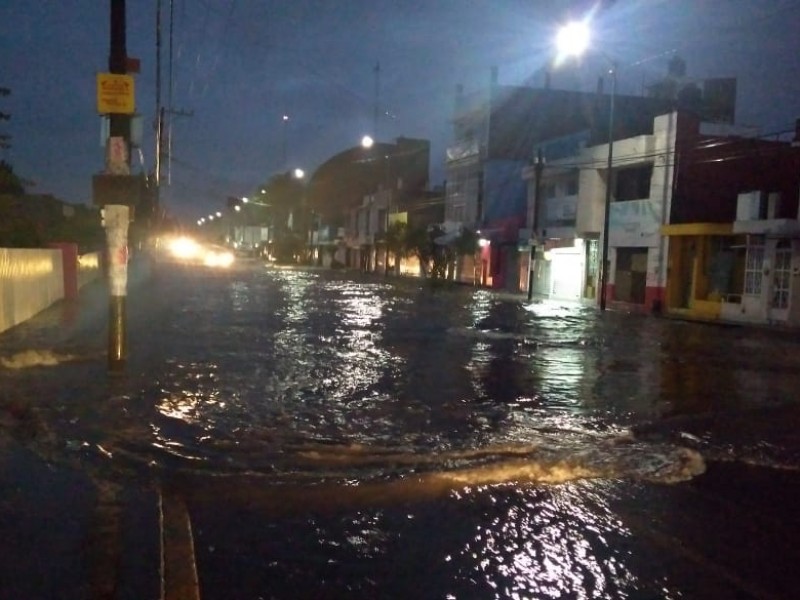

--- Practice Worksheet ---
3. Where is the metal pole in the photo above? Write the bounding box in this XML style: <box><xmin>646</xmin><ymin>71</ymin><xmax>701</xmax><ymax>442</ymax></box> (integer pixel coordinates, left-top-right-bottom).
<box><xmin>599</xmin><ymin>63</ymin><xmax>616</xmax><ymax>311</ymax></box>
<box><xmin>527</xmin><ymin>148</ymin><xmax>544</xmax><ymax>301</ymax></box>
<box><xmin>155</xmin><ymin>0</ymin><xmax>162</xmax><ymax>187</ymax></box>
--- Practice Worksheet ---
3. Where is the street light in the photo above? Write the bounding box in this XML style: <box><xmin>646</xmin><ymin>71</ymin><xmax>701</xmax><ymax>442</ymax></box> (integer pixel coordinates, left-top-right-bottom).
<box><xmin>361</xmin><ymin>135</ymin><xmax>374</xmax><ymax>149</ymax></box>
<box><xmin>556</xmin><ymin>20</ymin><xmax>616</xmax><ymax>311</ymax></box>
<box><xmin>282</xmin><ymin>115</ymin><xmax>290</xmax><ymax>168</ymax></box>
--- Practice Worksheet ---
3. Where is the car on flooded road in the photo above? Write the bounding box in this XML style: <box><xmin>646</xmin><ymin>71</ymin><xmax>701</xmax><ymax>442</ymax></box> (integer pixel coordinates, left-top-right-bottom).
<box><xmin>153</xmin><ymin>235</ymin><xmax>235</xmax><ymax>269</ymax></box>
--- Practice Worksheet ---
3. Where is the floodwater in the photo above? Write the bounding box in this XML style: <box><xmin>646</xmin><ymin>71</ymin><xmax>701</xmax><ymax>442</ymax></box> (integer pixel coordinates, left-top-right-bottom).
<box><xmin>2</xmin><ymin>261</ymin><xmax>800</xmax><ymax>599</ymax></box>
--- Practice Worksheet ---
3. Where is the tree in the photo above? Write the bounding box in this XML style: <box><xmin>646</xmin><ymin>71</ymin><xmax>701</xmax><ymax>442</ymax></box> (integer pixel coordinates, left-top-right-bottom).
<box><xmin>257</xmin><ymin>171</ymin><xmax>305</xmax><ymax>227</ymax></box>
<box><xmin>0</xmin><ymin>160</ymin><xmax>25</xmax><ymax>195</ymax></box>
<box><xmin>0</xmin><ymin>86</ymin><xmax>11</xmax><ymax>152</ymax></box>
<box><xmin>406</xmin><ymin>224</ymin><xmax>478</xmax><ymax>281</ymax></box>
<box><xmin>406</xmin><ymin>224</ymin><xmax>436</xmax><ymax>278</ymax></box>
<box><xmin>385</xmin><ymin>221</ymin><xmax>408</xmax><ymax>275</ymax></box>
<box><xmin>255</xmin><ymin>171</ymin><xmax>306</xmax><ymax>263</ymax></box>
<box><xmin>0</xmin><ymin>88</ymin><xmax>27</xmax><ymax>195</ymax></box>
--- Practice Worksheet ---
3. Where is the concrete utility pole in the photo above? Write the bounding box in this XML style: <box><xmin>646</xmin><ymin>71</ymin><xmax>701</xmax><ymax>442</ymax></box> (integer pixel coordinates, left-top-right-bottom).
<box><xmin>106</xmin><ymin>0</ymin><xmax>131</xmax><ymax>373</ymax></box>
<box><xmin>97</xmin><ymin>0</ymin><xmax>134</xmax><ymax>374</ymax></box>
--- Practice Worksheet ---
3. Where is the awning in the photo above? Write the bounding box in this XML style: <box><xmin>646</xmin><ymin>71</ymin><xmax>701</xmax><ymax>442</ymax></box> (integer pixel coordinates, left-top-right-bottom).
<box><xmin>660</xmin><ymin>223</ymin><xmax>733</xmax><ymax>236</ymax></box>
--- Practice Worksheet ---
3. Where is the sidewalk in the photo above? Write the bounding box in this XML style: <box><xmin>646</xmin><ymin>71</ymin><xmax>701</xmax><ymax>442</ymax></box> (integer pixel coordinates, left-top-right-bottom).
<box><xmin>0</xmin><ymin>254</ymin><xmax>163</xmax><ymax>599</ymax></box>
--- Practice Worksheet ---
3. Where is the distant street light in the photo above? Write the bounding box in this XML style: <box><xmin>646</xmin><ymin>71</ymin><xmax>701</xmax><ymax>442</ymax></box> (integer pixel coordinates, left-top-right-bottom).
<box><xmin>208</xmin><ymin>215</ymin><xmax>215</xmax><ymax>221</ymax></box>
<box><xmin>293</xmin><ymin>168</ymin><xmax>305</xmax><ymax>179</ymax></box>
<box><xmin>234</xmin><ymin>205</ymin><xmax>241</xmax><ymax>212</ymax></box>
<box><xmin>361</xmin><ymin>135</ymin><xmax>374</xmax><ymax>149</ymax></box>
<box><xmin>215</xmin><ymin>211</ymin><xmax>222</xmax><ymax>218</ymax></box>
<box><xmin>282</xmin><ymin>115</ymin><xmax>290</xmax><ymax>168</ymax></box>
<box><xmin>556</xmin><ymin>20</ymin><xmax>616</xmax><ymax>311</ymax></box>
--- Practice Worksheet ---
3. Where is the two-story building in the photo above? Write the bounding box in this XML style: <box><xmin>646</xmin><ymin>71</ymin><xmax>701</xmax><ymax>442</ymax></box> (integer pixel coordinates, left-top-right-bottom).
<box><xmin>525</xmin><ymin>108</ymin><xmax>800</xmax><ymax>326</ymax></box>
<box><xmin>523</xmin><ymin>111</ymin><xmax>685</xmax><ymax>307</ymax></box>
<box><xmin>663</xmin><ymin>115</ymin><xmax>800</xmax><ymax>325</ymax></box>
<box><xmin>445</xmin><ymin>68</ymin><xmax>671</xmax><ymax>291</ymax></box>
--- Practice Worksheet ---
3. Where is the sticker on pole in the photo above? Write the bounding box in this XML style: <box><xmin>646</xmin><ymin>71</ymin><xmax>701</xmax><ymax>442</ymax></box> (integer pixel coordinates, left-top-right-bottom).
<box><xmin>97</xmin><ymin>73</ymin><xmax>135</xmax><ymax>115</ymax></box>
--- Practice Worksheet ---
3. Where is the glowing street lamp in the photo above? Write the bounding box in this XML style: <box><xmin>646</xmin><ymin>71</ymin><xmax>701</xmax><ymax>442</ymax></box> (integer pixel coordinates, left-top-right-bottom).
<box><xmin>361</xmin><ymin>135</ymin><xmax>374</xmax><ymax>149</ymax></box>
<box><xmin>556</xmin><ymin>20</ymin><xmax>616</xmax><ymax>311</ymax></box>
<box><xmin>215</xmin><ymin>211</ymin><xmax>222</xmax><ymax>218</ymax></box>
<box><xmin>555</xmin><ymin>21</ymin><xmax>590</xmax><ymax>61</ymax></box>
<box><xmin>293</xmin><ymin>168</ymin><xmax>305</xmax><ymax>179</ymax></box>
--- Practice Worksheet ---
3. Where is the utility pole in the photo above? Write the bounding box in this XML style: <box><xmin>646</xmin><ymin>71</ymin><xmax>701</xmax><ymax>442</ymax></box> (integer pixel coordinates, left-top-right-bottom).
<box><xmin>106</xmin><ymin>0</ymin><xmax>131</xmax><ymax>374</ymax></box>
<box><xmin>155</xmin><ymin>0</ymin><xmax>162</xmax><ymax>188</ymax></box>
<box><xmin>281</xmin><ymin>114</ymin><xmax>289</xmax><ymax>169</ymax></box>
<box><xmin>165</xmin><ymin>107</ymin><xmax>193</xmax><ymax>184</ymax></box>
<box><xmin>373</xmin><ymin>61</ymin><xmax>380</xmax><ymax>139</ymax></box>
<box><xmin>92</xmin><ymin>0</ymin><xmax>137</xmax><ymax>374</ymax></box>
<box><xmin>527</xmin><ymin>149</ymin><xmax>544</xmax><ymax>301</ymax></box>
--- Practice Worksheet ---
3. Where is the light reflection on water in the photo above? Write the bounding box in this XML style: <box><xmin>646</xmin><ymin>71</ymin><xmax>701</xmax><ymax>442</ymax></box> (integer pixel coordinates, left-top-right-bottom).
<box><xmin>456</xmin><ymin>483</ymin><xmax>638</xmax><ymax>599</ymax></box>
<box><xmin>6</xmin><ymin>264</ymin><xmax>800</xmax><ymax>480</ymax></box>
<box><xmin>5</xmin><ymin>264</ymin><xmax>800</xmax><ymax>597</ymax></box>
<box><xmin>3</xmin><ymin>264</ymin><xmax>800</xmax><ymax>481</ymax></box>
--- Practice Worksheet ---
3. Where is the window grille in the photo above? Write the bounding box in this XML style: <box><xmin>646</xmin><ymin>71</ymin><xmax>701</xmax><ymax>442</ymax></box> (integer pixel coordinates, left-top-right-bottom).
<box><xmin>744</xmin><ymin>244</ymin><xmax>764</xmax><ymax>295</ymax></box>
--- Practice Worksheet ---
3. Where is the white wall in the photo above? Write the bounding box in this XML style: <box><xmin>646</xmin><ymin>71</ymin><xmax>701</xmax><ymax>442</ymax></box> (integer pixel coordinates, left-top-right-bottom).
<box><xmin>0</xmin><ymin>248</ymin><xmax>64</xmax><ymax>334</ymax></box>
<box><xmin>78</xmin><ymin>252</ymin><xmax>101</xmax><ymax>289</ymax></box>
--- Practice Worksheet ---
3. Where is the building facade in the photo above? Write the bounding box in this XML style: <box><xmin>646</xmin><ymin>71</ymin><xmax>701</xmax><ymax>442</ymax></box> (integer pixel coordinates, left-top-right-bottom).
<box><xmin>524</xmin><ymin>112</ymin><xmax>681</xmax><ymax>309</ymax></box>
<box><xmin>445</xmin><ymin>70</ymin><xmax>672</xmax><ymax>293</ymax></box>
<box><xmin>663</xmin><ymin>116</ymin><xmax>800</xmax><ymax>325</ymax></box>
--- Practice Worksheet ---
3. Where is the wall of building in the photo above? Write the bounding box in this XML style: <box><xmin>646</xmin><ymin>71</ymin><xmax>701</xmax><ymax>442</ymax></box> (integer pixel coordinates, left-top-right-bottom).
<box><xmin>0</xmin><ymin>248</ymin><xmax>64</xmax><ymax>334</ymax></box>
<box><xmin>587</xmin><ymin>112</ymin><xmax>679</xmax><ymax>309</ymax></box>
<box><xmin>672</xmin><ymin>114</ymin><xmax>800</xmax><ymax>224</ymax></box>
<box><xmin>482</xmin><ymin>160</ymin><xmax>527</xmax><ymax>222</ymax></box>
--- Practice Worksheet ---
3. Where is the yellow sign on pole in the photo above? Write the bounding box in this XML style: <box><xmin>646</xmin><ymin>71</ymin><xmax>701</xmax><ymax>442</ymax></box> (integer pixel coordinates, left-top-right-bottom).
<box><xmin>96</xmin><ymin>73</ymin><xmax>135</xmax><ymax>114</ymax></box>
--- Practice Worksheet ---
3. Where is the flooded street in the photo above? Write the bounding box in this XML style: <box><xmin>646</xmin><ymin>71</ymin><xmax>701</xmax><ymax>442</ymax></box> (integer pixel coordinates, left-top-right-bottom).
<box><xmin>2</xmin><ymin>261</ymin><xmax>800</xmax><ymax>598</ymax></box>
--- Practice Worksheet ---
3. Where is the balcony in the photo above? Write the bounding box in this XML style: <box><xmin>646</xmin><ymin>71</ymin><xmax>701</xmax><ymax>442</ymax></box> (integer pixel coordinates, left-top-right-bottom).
<box><xmin>609</xmin><ymin>199</ymin><xmax>663</xmax><ymax>246</ymax></box>
<box><xmin>446</xmin><ymin>139</ymin><xmax>480</xmax><ymax>162</ymax></box>
<box><xmin>540</xmin><ymin>195</ymin><xmax>577</xmax><ymax>239</ymax></box>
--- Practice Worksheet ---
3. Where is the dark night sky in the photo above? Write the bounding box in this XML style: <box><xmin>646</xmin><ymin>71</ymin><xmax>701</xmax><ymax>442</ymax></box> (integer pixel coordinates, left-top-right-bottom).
<box><xmin>1</xmin><ymin>0</ymin><xmax>799</xmax><ymax>222</ymax></box>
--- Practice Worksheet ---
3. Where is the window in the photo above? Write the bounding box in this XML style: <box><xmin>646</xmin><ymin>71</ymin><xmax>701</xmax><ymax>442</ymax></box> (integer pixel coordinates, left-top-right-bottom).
<box><xmin>614</xmin><ymin>164</ymin><xmax>653</xmax><ymax>201</ymax></box>
<box><xmin>448</xmin><ymin>204</ymin><xmax>465</xmax><ymax>222</ymax></box>
<box><xmin>566</xmin><ymin>171</ymin><xmax>579</xmax><ymax>196</ymax></box>
<box><xmin>542</xmin><ymin>183</ymin><xmax>557</xmax><ymax>199</ymax></box>
<box><xmin>744</xmin><ymin>243</ymin><xmax>764</xmax><ymax>295</ymax></box>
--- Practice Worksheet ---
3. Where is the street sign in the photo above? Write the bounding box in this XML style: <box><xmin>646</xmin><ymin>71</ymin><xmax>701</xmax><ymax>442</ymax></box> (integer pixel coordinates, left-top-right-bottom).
<box><xmin>96</xmin><ymin>73</ymin><xmax>135</xmax><ymax>114</ymax></box>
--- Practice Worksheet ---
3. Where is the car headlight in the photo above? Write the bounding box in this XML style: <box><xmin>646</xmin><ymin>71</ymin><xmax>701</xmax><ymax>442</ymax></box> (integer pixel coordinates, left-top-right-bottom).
<box><xmin>167</xmin><ymin>236</ymin><xmax>202</xmax><ymax>260</ymax></box>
